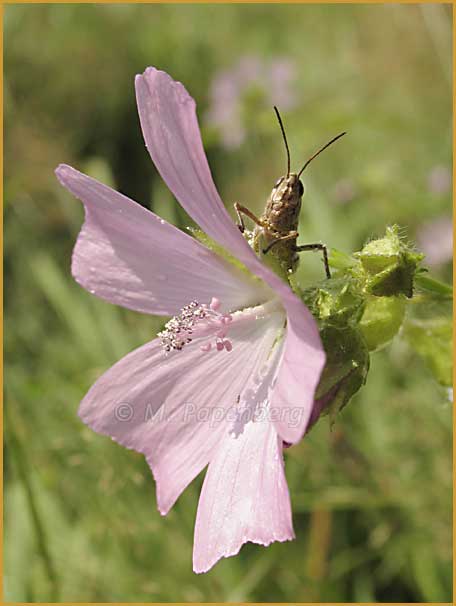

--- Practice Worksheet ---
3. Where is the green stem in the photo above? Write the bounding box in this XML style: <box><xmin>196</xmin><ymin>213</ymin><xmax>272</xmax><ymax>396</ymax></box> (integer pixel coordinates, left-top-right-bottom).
<box><xmin>5</xmin><ymin>404</ymin><xmax>59</xmax><ymax>601</ymax></box>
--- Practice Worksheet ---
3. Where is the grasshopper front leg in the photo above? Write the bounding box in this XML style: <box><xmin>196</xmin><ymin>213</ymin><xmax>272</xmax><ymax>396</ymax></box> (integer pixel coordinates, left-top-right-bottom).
<box><xmin>234</xmin><ymin>202</ymin><xmax>264</xmax><ymax>233</ymax></box>
<box><xmin>262</xmin><ymin>230</ymin><xmax>298</xmax><ymax>254</ymax></box>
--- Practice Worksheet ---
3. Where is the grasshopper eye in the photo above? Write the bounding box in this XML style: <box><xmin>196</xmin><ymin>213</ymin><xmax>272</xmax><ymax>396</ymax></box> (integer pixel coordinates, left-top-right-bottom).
<box><xmin>298</xmin><ymin>180</ymin><xmax>304</xmax><ymax>196</ymax></box>
<box><xmin>274</xmin><ymin>177</ymin><xmax>284</xmax><ymax>188</ymax></box>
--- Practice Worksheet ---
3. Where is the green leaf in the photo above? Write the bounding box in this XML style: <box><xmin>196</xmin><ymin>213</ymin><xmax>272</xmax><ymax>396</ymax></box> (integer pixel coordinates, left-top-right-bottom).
<box><xmin>401</xmin><ymin>295</ymin><xmax>453</xmax><ymax>387</ymax></box>
<box><xmin>328</xmin><ymin>248</ymin><xmax>358</xmax><ymax>270</ymax></box>
<box><xmin>415</xmin><ymin>273</ymin><xmax>453</xmax><ymax>298</ymax></box>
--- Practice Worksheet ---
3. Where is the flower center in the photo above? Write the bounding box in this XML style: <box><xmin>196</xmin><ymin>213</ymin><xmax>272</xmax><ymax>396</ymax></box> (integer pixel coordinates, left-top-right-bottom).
<box><xmin>158</xmin><ymin>297</ymin><xmax>233</xmax><ymax>353</ymax></box>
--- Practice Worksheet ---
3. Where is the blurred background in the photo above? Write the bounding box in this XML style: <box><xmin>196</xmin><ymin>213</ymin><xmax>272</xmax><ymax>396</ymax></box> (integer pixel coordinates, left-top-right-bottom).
<box><xmin>4</xmin><ymin>3</ymin><xmax>452</xmax><ymax>603</ymax></box>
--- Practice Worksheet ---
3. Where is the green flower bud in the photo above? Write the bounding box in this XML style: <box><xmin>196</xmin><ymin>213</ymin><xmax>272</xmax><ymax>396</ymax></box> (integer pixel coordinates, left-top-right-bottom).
<box><xmin>359</xmin><ymin>295</ymin><xmax>407</xmax><ymax>352</ymax></box>
<box><xmin>355</xmin><ymin>225</ymin><xmax>424</xmax><ymax>298</ymax></box>
<box><xmin>301</xmin><ymin>278</ymin><xmax>370</xmax><ymax>428</ymax></box>
<box><xmin>310</xmin><ymin>324</ymin><xmax>370</xmax><ymax>429</ymax></box>
<box><xmin>302</xmin><ymin>227</ymin><xmax>430</xmax><ymax>427</ymax></box>
<box><xmin>301</xmin><ymin>277</ymin><xmax>366</xmax><ymax>329</ymax></box>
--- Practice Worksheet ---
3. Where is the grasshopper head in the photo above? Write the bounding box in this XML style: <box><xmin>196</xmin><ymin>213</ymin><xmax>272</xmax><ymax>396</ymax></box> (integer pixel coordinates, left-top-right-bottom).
<box><xmin>272</xmin><ymin>173</ymin><xmax>304</xmax><ymax>201</ymax></box>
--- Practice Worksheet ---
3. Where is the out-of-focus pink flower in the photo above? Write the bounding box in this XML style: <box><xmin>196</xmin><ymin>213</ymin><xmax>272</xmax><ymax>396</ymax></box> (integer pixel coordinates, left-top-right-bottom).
<box><xmin>56</xmin><ymin>67</ymin><xmax>325</xmax><ymax>573</ymax></box>
<box><xmin>236</xmin><ymin>55</ymin><xmax>263</xmax><ymax>86</ymax></box>
<box><xmin>332</xmin><ymin>178</ymin><xmax>357</xmax><ymax>205</ymax></box>
<box><xmin>268</xmin><ymin>58</ymin><xmax>298</xmax><ymax>110</ymax></box>
<box><xmin>427</xmin><ymin>165</ymin><xmax>451</xmax><ymax>195</ymax></box>
<box><xmin>417</xmin><ymin>215</ymin><xmax>453</xmax><ymax>267</ymax></box>
<box><xmin>207</xmin><ymin>55</ymin><xmax>298</xmax><ymax>149</ymax></box>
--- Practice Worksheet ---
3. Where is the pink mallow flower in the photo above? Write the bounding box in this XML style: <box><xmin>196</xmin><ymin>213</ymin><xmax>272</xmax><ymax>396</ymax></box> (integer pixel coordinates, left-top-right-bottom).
<box><xmin>55</xmin><ymin>67</ymin><xmax>325</xmax><ymax>573</ymax></box>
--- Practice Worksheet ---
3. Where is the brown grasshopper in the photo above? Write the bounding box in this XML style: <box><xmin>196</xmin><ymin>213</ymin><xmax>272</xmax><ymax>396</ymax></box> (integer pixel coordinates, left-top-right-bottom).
<box><xmin>235</xmin><ymin>107</ymin><xmax>346</xmax><ymax>279</ymax></box>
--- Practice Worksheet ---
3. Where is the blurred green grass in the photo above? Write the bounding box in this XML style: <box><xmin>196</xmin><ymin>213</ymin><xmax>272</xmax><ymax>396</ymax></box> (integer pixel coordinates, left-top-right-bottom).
<box><xmin>4</xmin><ymin>3</ymin><xmax>452</xmax><ymax>602</ymax></box>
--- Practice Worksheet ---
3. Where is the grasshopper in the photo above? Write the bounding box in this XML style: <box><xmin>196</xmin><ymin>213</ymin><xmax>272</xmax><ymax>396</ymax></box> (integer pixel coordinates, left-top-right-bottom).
<box><xmin>235</xmin><ymin>107</ymin><xmax>346</xmax><ymax>279</ymax></box>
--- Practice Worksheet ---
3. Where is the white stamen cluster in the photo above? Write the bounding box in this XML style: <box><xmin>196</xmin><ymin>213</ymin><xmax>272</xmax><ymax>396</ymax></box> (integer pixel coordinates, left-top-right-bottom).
<box><xmin>158</xmin><ymin>297</ymin><xmax>234</xmax><ymax>354</ymax></box>
<box><xmin>158</xmin><ymin>301</ymin><xmax>206</xmax><ymax>352</ymax></box>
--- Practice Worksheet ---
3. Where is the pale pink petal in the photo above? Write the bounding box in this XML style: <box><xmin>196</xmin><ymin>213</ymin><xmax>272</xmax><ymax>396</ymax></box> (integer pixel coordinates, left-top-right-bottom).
<box><xmin>79</xmin><ymin>307</ymin><xmax>284</xmax><ymax>514</ymax></box>
<box><xmin>135</xmin><ymin>68</ymin><xmax>326</xmax><ymax>414</ymax></box>
<box><xmin>193</xmin><ymin>417</ymin><xmax>294</xmax><ymax>574</ymax></box>
<box><xmin>135</xmin><ymin>67</ymin><xmax>249</xmax><ymax>259</ymax></box>
<box><xmin>56</xmin><ymin>164</ymin><xmax>270</xmax><ymax>316</ymax></box>
<box><xmin>270</xmin><ymin>292</ymin><xmax>326</xmax><ymax>444</ymax></box>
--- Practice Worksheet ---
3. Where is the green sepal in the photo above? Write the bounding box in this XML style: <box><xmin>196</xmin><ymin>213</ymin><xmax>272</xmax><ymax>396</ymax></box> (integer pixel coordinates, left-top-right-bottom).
<box><xmin>359</xmin><ymin>295</ymin><xmax>407</xmax><ymax>352</ymax></box>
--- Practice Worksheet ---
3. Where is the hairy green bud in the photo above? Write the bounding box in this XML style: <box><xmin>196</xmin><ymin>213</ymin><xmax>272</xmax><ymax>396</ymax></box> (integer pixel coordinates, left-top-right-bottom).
<box><xmin>355</xmin><ymin>225</ymin><xmax>424</xmax><ymax>298</ymax></box>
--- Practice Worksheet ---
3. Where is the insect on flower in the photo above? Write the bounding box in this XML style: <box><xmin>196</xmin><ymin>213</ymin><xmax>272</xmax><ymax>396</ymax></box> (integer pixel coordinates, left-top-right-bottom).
<box><xmin>56</xmin><ymin>67</ymin><xmax>328</xmax><ymax>573</ymax></box>
<box><xmin>235</xmin><ymin>108</ymin><xmax>345</xmax><ymax>279</ymax></box>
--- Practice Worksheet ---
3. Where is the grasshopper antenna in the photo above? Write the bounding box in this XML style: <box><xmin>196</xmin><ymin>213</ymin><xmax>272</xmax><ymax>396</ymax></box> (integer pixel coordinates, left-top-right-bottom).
<box><xmin>274</xmin><ymin>106</ymin><xmax>291</xmax><ymax>177</ymax></box>
<box><xmin>298</xmin><ymin>131</ymin><xmax>347</xmax><ymax>178</ymax></box>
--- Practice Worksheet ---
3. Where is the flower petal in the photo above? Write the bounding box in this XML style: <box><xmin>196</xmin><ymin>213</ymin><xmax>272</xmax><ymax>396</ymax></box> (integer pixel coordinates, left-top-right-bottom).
<box><xmin>135</xmin><ymin>67</ymin><xmax>248</xmax><ymax>258</ymax></box>
<box><xmin>135</xmin><ymin>68</ymin><xmax>326</xmax><ymax>415</ymax></box>
<box><xmin>78</xmin><ymin>307</ymin><xmax>285</xmax><ymax>515</ymax></box>
<box><xmin>193</xmin><ymin>417</ymin><xmax>294</xmax><ymax>574</ymax></box>
<box><xmin>270</xmin><ymin>292</ymin><xmax>326</xmax><ymax>444</ymax></box>
<box><xmin>56</xmin><ymin>164</ymin><xmax>270</xmax><ymax>316</ymax></box>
